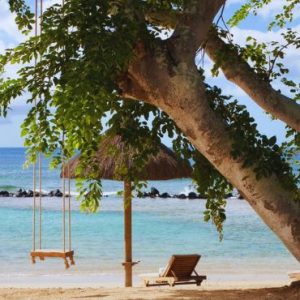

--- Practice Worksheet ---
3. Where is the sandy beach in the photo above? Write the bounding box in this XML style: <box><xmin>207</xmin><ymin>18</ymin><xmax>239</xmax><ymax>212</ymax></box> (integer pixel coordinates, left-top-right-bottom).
<box><xmin>0</xmin><ymin>282</ymin><xmax>299</xmax><ymax>300</ymax></box>
<box><xmin>0</xmin><ymin>275</ymin><xmax>299</xmax><ymax>299</ymax></box>
<box><xmin>1</xmin><ymin>0</ymin><xmax>300</xmax><ymax>295</ymax></box>
<box><xmin>0</xmin><ymin>149</ymin><xmax>299</xmax><ymax>299</ymax></box>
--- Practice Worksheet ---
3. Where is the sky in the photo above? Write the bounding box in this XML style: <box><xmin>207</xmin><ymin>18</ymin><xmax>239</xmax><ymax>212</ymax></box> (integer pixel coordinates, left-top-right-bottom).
<box><xmin>0</xmin><ymin>0</ymin><xmax>299</xmax><ymax>147</ymax></box>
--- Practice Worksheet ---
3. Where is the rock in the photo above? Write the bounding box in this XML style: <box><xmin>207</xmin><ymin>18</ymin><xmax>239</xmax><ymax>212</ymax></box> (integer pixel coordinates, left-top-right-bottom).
<box><xmin>47</xmin><ymin>189</ymin><xmax>63</xmax><ymax>197</ymax></box>
<box><xmin>15</xmin><ymin>189</ymin><xmax>28</xmax><ymax>197</ymax></box>
<box><xmin>54</xmin><ymin>189</ymin><xmax>63</xmax><ymax>197</ymax></box>
<box><xmin>149</xmin><ymin>187</ymin><xmax>159</xmax><ymax>197</ymax></box>
<box><xmin>48</xmin><ymin>189</ymin><xmax>71</xmax><ymax>197</ymax></box>
<box><xmin>225</xmin><ymin>192</ymin><xmax>233</xmax><ymax>198</ymax></box>
<box><xmin>177</xmin><ymin>193</ymin><xmax>187</xmax><ymax>199</ymax></box>
<box><xmin>32</xmin><ymin>191</ymin><xmax>44</xmax><ymax>197</ymax></box>
<box><xmin>48</xmin><ymin>190</ymin><xmax>55</xmax><ymax>197</ymax></box>
<box><xmin>14</xmin><ymin>189</ymin><xmax>21</xmax><ymax>197</ymax></box>
<box><xmin>26</xmin><ymin>190</ymin><xmax>34</xmax><ymax>197</ymax></box>
<box><xmin>0</xmin><ymin>190</ymin><xmax>9</xmax><ymax>197</ymax></box>
<box><xmin>159</xmin><ymin>192</ymin><xmax>171</xmax><ymax>198</ymax></box>
<box><xmin>136</xmin><ymin>192</ymin><xmax>150</xmax><ymax>198</ymax></box>
<box><xmin>188</xmin><ymin>192</ymin><xmax>198</xmax><ymax>199</ymax></box>
<box><xmin>136</xmin><ymin>191</ymin><xmax>152</xmax><ymax>198</ymax></box>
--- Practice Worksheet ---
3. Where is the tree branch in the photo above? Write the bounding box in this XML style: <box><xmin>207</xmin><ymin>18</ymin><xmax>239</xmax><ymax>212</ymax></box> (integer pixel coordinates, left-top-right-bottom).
<box><xmin>171</xmin><ymin>0</ymin><xmax>226</xmax><ymax>62</ymax></box>
<box><xmin>144</xmin><ymin>8</ymin><xmax>179</xmax><ymax>29</ymax></box>
<box><xmin>204</xmin><ymin>28</ymin><xmax>300</xmax><ymax>133</ymax></box>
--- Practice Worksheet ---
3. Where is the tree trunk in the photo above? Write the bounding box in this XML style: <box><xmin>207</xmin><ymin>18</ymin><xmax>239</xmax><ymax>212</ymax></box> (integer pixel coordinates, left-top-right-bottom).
<box><xmin>159</xmin><ymin>72</ymin><xmax>300</xmax><ymax>262</ymax></box>
<box><xmin>118</xmin><ymin>0</ymin><xmax>300</xmax><ymax>262</ymax></box>
<box><xmin>120</xmin><ymin>43</ymin><xmax>300</xmax><ymax>262</ymax></box>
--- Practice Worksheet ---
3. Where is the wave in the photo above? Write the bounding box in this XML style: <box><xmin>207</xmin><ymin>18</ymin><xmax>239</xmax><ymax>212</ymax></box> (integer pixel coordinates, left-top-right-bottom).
<box><xmin>66</xmin><ymin>191</ymin><xmax>118</xmax><ymax>197</ymax></box>
<box><xmin>103</xmin><ymin>191</ymin><xmax>118</xmax><ymax>196</ymax></box>
<box><xmin>0</xmin><ymin>185</ymin><xmax>21</xmax><ymax>192</ymax></box>
<box><xmin>180</xmin><ymin>184</ymin><xmax>196</xmax><ymax>195</ymax></box>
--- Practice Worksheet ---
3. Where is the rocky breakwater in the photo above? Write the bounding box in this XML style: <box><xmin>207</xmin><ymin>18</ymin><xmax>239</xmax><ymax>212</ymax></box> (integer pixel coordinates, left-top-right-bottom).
<box><xmin>136</xmin><ymin>187</ymin><xmax>231</xmax><ymax>200</ymax></box>
<box><xmin>0</xmin><ymin>189</ymin><xmax>69</xmax><ymax>198</ymax></box>
<box><xmin>0</xmin><ymin>187</ymin><xmax>238</xmax><ymax>200</ymax></box>
<box><xmin>137</xmin><ymin>187</ymin><xmax>236</xmax><ymax>200</ymax></box>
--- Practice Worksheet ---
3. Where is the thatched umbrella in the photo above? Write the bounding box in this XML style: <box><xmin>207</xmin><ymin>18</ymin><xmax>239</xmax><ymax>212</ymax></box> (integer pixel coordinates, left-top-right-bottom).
<box><xmin>61</xmin><ymin>135</ymin><xmax>192</xmax><ymax>287</ymax></box>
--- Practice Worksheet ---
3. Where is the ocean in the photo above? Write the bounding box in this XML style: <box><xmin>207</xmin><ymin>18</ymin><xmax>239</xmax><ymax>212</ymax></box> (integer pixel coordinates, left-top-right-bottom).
<box><xmin>0</xmin><ymin>148</ymin><xmax>298</xmax><ymax>287</ymax></box>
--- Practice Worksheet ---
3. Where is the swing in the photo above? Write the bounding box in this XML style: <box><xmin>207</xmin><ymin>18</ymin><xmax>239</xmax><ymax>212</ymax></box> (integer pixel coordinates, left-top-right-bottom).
<box><xmin>30</xmin><ymin>0</ymin><xmax>74</xmax><ymax>269</ymax></box>
<box><xmin>30</xmin><ymin>132</ymin><xmax>75</xmax><ymax>268</ymax></box>
<box><xmin>30</xmin><ymin>134</ymin><xmax>75</xmax><ymax>269</ymax></box>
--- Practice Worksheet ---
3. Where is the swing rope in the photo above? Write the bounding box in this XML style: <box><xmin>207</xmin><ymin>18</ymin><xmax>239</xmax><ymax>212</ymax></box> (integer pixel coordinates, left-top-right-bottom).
<box><xmin>32</xmin><ymin>0</ymin><xmax>38</xmax><ymax>252</ymax></box>
<box><xmin>38</xmin><ymin>0</ymin><xmax>43</xmax><ymax>252</ymax></box>
<box><xmin>61</xmin><ymin>0</ymin><xmax>72</xmax><ymax>253</ymax></box>
<box><xmin>31</xmin><ymin>0</ymin><xmax>74</xmax><ymax>268</ymax></box>
<box><xmin>68</xmin><ymin>162</ymin><xmax>72</xmax><ymax>251</ymax></box>
<box><xmin>62</xmin><ymin>132</ymin><xmax>66</xmax><ymax>252</ymax></box>
<box><xmin>61</xmin><ymin>132</ymin><xmax>72</xmax><ymax>253</ymax></box>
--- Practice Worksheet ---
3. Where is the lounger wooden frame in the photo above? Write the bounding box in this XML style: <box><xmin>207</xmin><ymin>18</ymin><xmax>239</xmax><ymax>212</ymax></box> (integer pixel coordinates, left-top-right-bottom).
<box><xmin>31</xmin><ymin>249</ymin><xmax>75</xmax><ymax>269</ymax></box>
<box><xmin>143</xmin><ymin>254</ymin><xmax>206</xmax><ymax>287</ymax></box>
<box><xmin>289</xmin><ymin>272</ymin><xmax>300</xmax><ymax>281</ymax></box>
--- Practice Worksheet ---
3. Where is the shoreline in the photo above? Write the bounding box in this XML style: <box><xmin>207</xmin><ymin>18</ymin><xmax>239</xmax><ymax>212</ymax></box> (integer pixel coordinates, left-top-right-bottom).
<box><xmin>0</xmin><ymin>271</ymin><xmax>294</xmax><ymax>289</ymax></box>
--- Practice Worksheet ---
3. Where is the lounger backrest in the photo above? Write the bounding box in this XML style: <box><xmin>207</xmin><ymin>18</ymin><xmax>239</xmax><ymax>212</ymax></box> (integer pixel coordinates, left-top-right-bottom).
<box><xmin>162</xmin><ymin>254</ymin><xmax>200</xmax><ymax>278</ymax></box>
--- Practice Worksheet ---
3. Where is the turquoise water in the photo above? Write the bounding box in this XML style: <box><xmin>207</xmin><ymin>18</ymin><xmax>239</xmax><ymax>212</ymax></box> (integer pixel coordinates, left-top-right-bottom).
<box><xmin>0</xmin><ymin>148</ymin><xmax>298</xmax><ymax>286</ymax></box>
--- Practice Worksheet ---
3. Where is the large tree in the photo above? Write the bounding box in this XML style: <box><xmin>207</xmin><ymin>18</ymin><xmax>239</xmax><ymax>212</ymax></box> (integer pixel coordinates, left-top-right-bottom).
<box><xmin>0</xmin><ymin>0</ymin><xmax>300</xmax><ymax>260</ymax></box>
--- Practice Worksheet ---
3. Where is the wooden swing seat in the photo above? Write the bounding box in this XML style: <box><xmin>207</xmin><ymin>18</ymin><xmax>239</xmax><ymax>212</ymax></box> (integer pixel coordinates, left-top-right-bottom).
<box><xmin>31</xmin><ymin>249</ymin><xmax>75</xmax><ymax>269</ymax></box>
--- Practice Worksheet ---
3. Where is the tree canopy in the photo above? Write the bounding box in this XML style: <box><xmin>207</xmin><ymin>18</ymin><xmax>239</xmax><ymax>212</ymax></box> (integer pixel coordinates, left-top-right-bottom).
<box><xmin>0</xmin><ymin>0</ymin><xmax>299</xmax><ymax>241</ymax></box>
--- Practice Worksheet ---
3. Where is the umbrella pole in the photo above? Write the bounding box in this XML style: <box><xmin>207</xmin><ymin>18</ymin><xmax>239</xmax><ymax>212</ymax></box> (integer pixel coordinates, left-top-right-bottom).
<box><xmin>124</xmin><ymin>180</ymin><xmax>132</xmax><ymax>287</ymax></box>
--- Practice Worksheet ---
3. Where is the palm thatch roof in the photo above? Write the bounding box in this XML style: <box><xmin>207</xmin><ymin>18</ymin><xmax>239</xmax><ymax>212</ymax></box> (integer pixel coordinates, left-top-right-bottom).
<box><xmin>61</xmin><ymin>135</ymin><xmax>192</xmax><ymax>181</ymax></box>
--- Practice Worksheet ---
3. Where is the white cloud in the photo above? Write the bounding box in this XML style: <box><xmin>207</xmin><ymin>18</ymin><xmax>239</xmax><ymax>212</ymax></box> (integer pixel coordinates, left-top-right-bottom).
<box><xmin>229</xmin><ymin>25</ymin><xmax>300</xmax><ymax>80</ymax></box>
<box><xmin>257</xmin><ymin>0</ymin><xmax>300</xmax><ymax>20</ymax></box>
<box><xmin>0</xmin><ymin>0</ymin><xmax>31</xmax><ymax>140</ymax></box>
<box><xmin>202</xmin><ymin>24</ymin><xmax>300</xmax><ymax>85</ymax></box>
<box><xmin>44</xmin><ymin>0</ymin><xmax>61</xmax><ymax>10</ymax></box>
<box><xmin>230</xmin><ymin>24</ymin><xmax>300</xmax><ymax>44</ymax></box>
<box><xmin>0</xmin><ymin>0</ymin><xmax>60</xmax><ymax>52</ymax></box>
<box><xmin>0</xmin><ymin>0</ymin><xmax>25</xmax><ymax>44</ymax></box>
<box><xmin>225</xmin><ymin>0</ymin><xmax>300</xmax><ymax>20</ymax></box>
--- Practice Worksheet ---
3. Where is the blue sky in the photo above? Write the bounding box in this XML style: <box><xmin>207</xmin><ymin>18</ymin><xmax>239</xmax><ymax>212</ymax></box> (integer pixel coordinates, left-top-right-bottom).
<box><xmin>0</xmin><ymin>0</ymin><xmax>299</xmax><ymax>147</ymax></box>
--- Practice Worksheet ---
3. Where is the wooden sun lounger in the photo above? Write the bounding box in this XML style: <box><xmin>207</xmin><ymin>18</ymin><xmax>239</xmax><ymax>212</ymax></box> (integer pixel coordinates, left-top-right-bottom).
<box><xmin>143</xmin><ymin>254</ymin><xmax>207</xmax><ymax>287</ymax></box>
<box><xmin>289</xmin><ymin>271</ymin><xmax>300</xmax><ymax>281</ymax></box>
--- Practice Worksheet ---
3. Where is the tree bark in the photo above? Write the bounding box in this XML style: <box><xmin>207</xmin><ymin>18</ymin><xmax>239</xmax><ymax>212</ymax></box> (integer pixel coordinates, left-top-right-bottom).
<box><xmin>204</xmin><ymin>28</ymin><xmax>300</xmax><ymax>133</ymax></box>
<box><xmin>122</xmin><ymin>52</ymin><xmax>300</xmax><ymax>262</ymax></box>
<box><xmin>119</xmin><ymin>0</ymin><xmax>300</xmax><ymax>262</ymax></box>
<box><xmin>163</xmin><ymin>78</ymin><xmax>300</xmax><ymax>262</ymax></box>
